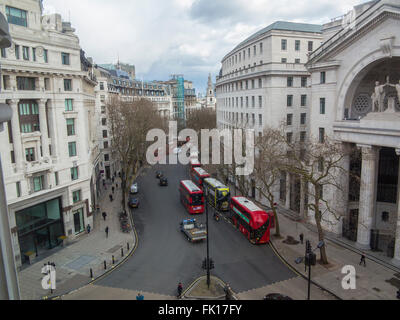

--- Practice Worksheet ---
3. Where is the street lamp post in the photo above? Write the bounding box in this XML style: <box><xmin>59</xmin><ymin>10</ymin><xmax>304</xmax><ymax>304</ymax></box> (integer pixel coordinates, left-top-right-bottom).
<box><xmin>205</xmin><ymin>187</ymin><xmax>210</xmax><ymax>289</ymax></box>
<box><xmin>295</xmin><ymin>240</ymin><xmax>324</xmax><ymax>300</ymax></box>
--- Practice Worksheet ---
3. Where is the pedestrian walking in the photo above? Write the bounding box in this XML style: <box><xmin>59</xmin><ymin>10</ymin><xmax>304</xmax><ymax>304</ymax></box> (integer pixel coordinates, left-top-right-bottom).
<box><xmin>105</xmin><ymin>226</ymin><xmax>109</xmax><ymax>238</ymax></box>
<box><xmin>112</xmin><ymin>176</ymin><xmax>115</xmax><ymax>183</ymax></box>
<box><xmin>177</xmin><ymin>282</ymin><xmax>183</xmax><ymax>298</ymax></box>
<box><xmin>396</xmin><ymin>289</ymin><xmax>400</xmax><ymax>300</ymax></box>
<box><xmin>102</xmin><ymin>211</ymin><xmax>107</xmax><ymax>221</ymax></box>
<box><xmin>112</xmin><ymin>186</ymin><xmax>115</xmax><ymax>193</ymax></box>
<box><xmin>224</xmin><ymin>284</ymin><xmax>232</xmax><ymax>300</ymax></box>
<box><xmin>136</xmin><ymin>293</ymin><xmax>144</xmax><ymax>300</ymax></box>
<box><xmin>109</xmin><ymin>194</ymin><xmax>113</xmax><ymax>202</ymax></box>
<box><xmin>299</xmin><ymin>233</ymin><xmax>304</xmax><ymax>244</ymax></box>
<box><xmin>359</xmin><ymin>252</ymin><xmax>366</xmax><ymax>267</ymax></box>
<box><xmin>116</xmin><ymin>183</ymin><xmax>118</xmax><ymax>189</ymax></box>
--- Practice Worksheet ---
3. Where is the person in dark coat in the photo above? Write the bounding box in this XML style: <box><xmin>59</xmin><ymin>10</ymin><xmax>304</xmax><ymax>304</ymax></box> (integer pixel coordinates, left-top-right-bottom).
<box><xmin>86</xmin><ymin>224</ymin><xmax>91</xmax><ymax>234</ymax></box>
<box><xmin>112</xmin><ymin>186</ymin><xmax>115</xmax><ymax>193</ymax></box>
<box><xmin>177</xmin><ymin>282</ymin><xmax>183</xmax><ymax>298</ymax></box>
<box><xmin>359</xmin><ymin>252</ymin><xmax>366</xmax><ymax>267</ymax></box>
<box><xmin>299</xmin><ymin>233</ymin><xmax>304</xmax><ymax>244</ymax></box>
<box><xmin>105</xmin><ymin>226</ymin><xmax>109</xmax><ymax>238</ymax></box>
<box><xmin>109</xmin><ymin>194</ymin><xmax>113</xmax><ymax>202</ymax></box>
<box><xmin>102</xmin><ymin>211</ymin><xmax>107</xmax><ymax>221</ymax></box>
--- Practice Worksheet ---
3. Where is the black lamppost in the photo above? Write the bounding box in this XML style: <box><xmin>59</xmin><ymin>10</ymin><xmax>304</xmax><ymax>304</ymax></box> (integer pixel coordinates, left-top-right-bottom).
<box><xmin>205</xmin><ymin>187</ymin><xmax>210</xmax><ymax>288</ymax></box>
<box><xmin>295</xmin><ymin>240</ymin><xmax>324</xmax><ymax>300</ymax></box>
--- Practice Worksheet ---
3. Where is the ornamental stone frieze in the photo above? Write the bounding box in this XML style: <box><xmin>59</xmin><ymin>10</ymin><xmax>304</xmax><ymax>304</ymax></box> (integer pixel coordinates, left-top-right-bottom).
<box><xmin>379</xmin><ymin>36</ymin><xmax>395</xmax><ymax>58</ymax></box>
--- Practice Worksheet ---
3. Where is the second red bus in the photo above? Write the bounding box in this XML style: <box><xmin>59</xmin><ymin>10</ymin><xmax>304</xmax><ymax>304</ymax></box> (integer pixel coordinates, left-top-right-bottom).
<box><xmin>191</xmin><ymin>167</ymin><xmax>211</xmax><ymax>190</ymax></box>
<box><xmin>179</xmin><ymin>180</ymin><xmax>204</xmax><ymax>214</ymax></box>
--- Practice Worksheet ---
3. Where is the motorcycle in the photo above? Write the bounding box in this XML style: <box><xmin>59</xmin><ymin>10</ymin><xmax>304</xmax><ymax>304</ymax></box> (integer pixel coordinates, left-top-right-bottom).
<box><xmin>214</xmin><ymin>212</ymin><xmax>220</xmax><ymax>222</ymax></box>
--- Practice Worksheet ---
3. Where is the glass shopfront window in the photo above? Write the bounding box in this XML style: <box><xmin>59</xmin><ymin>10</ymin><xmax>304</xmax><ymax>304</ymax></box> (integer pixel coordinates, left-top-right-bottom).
<box><xmin>16</xmin><ymin>197</ymin><xmax>64</xmax><ymax>264</ymax></box>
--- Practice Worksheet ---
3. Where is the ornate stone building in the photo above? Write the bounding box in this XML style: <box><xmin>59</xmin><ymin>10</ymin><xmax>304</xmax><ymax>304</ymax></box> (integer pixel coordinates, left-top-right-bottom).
<box><xmin>0</xmin><ymin>0</ymin><xmax>98</xmax><ymax>267</ymax></box>
<box><xmin>306</xmin><ymin>0</ymin><xmax>400</xmax><ymax>263</ymax></box>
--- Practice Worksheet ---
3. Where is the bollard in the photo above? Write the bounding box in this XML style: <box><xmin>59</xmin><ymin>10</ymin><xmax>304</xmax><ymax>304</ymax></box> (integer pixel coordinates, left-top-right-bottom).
<box><xmin>127</xmin><ymin>242</ymin><xmax>130</xmax><ymax>250</ymax></box>
<box><xmin>112</xmin><ymin>255</ymin><xmax>115</xmax><ymax>265</ymax></box>
<box><xmin>121</xmin><ymin>247</ymin><xmax>124</xmax><ymax>257</ymax></box>
<box><xmin>104</xmin><ymin>260</ymin><xmax>107</xmax><ymax>270</ymax></box>
<box><xmin>90</xmin><ymin>268</ymin><xmax>93</xmax><ymax>279</ymax></box>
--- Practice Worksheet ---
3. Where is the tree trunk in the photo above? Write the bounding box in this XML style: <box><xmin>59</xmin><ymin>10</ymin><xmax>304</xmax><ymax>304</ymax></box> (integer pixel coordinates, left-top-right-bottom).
<box><xmin>314</xmin><ymin>195</ymin><xmax>328</xmax><ymax>264</ymax></box>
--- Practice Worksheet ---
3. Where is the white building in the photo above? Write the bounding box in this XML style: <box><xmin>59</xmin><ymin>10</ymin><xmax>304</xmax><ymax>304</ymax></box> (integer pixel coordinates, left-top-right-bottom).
<box><xmin>306</xmin><ymin>0</ymin><xmax>400</xmax><ymax>263</ymax></box>
<box><xmin>216</xmin><ymin>21</ymin><xmax>323</xmax><ymax>213</ymax></box>
<box><xmin>0</xmin><ymin>0</ymin><xmax>98</xmax><ymax>267</ymax></box>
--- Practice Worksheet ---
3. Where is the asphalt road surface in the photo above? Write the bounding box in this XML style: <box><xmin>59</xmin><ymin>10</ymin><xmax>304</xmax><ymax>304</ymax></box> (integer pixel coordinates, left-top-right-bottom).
<box><xmin>97</xmin><ymin>163</ymin><xmax>295</xmax><ymax>295</ymax></box>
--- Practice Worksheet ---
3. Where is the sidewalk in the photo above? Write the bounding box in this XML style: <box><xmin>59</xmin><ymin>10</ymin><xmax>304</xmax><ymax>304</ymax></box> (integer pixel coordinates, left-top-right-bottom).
<box><xmin>17</xmin><ymin>177</ymin><xmax>135</xmax><ymax>300</ymax></box>
<box><xmin>264</xmin><ymin>209</ymin><xmax>400</xmax><ymax>300</ymax></box>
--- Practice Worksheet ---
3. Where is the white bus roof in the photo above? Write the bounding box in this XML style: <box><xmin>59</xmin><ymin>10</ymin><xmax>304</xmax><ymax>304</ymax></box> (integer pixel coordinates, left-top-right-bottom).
<box><xmin>181</xmin><ymin>180</ymin><xmax>201</xmax><ymax>193</ymax></box>
<box><xmin>233</xmin><ymin>196</ymin><xmax>263</xmax><ymax>212</ymax></box>
<box><xmin>204</xmin><ymin>177</ymin><xmax>228</xmax><ymax>189</ymax></box>
<box><xmin>190</xmin><ymin>158</ymin><xmax>200</xmax><ymax>165</ymax></box>
<box><xmin>193</xmin><ymin>167</ymin><xmax>209</xmax><ymax>176</ymax></box>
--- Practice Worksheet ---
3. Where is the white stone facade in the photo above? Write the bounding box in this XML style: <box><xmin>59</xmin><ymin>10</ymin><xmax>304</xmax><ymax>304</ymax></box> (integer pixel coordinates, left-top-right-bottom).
<box><xmin>0</xmin><ymin>0</ymin><xmax>97</xmax><ymax>267</ymax></box>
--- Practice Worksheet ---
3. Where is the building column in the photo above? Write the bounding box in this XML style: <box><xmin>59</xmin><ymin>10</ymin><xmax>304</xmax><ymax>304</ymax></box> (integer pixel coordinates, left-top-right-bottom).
<box><xmin>392</xmin><ymin>149</ymin><xmax>400</xmax><ymax>265</ymax></box>
<box><xmin>356</xmin><ymin>144</ymin><xmax>379</xmax><ymax>249</ymax></box>
<box><xmin>9</xmin><ymin>100</ymin><xmax>23</xmax><ymax>170</ymax></box>
<box><xmin>38</xmin><ymin>99</ymin><xmax>49</xmax><ymax>159</ymax></box>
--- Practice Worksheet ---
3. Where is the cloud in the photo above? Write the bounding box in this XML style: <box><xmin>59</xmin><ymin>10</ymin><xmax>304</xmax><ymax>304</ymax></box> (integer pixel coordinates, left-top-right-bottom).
<box><xmin>42</xmin><ymin>0</ymin><xmax>370</xmax><ymax>94</ymax></box>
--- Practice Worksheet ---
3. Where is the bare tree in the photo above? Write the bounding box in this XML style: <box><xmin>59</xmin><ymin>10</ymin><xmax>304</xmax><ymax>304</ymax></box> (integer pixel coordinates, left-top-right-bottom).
<box><xmin>107</xmin><ymin>97</ymin><xmax>166</xmax><ymax>208</ymax></box>
<box><xmin>254</xmin><ymin>127</ymin><xmax>288</xmax><ymax>238</ymax></box>
<box><xmin>282</xmin><ymin>132</ymin><xmax>351</xmax><ymax>265</ymax></box>
<box><xmin>185</xmin><ymin>108</ymin><xmax>216</xmax><ymax>134</ymax></box>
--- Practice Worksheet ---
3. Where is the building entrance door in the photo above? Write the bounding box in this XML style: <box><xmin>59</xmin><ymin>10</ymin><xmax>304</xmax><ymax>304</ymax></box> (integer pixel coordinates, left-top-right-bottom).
<box><xmin>73</xmin><ymin>208</ymin><xmax>85</xmax><ymax>234</ymax></box>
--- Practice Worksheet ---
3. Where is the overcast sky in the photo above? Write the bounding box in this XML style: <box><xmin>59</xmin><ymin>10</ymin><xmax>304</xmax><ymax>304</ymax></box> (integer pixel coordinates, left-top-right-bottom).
<box><xmin>42</xmin><ymin>0</ymin><xmax>368</xmax><ymax>94</ymax></box>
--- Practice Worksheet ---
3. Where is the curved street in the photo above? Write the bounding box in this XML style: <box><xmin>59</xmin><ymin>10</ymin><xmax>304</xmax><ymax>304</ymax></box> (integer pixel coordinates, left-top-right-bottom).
<box><xmin>96</xmin><ymin>163</ymin><xmax>295</xmax><ymax>296</ymax></box>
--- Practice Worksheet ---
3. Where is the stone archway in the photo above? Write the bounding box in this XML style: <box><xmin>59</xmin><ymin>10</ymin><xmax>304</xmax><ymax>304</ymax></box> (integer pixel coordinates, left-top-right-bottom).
<box><xmin>341</xmin><ymin>57</ymin><xmax>400</xmax><ymax>119</ymax></box>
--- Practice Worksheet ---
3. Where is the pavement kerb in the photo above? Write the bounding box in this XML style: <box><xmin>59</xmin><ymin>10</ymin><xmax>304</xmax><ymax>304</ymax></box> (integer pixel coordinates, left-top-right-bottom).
<box><xmin>43</xmin><ymin>184</ymin><xmax>141</xmax><ymax>300</ymax></box>
<box><xmin>268</xmin><ymin>240</ymin><xmax>342</xmax><ymax>300</ymax></box>
<box><xmin>182</xmin><ymin>275</ymin><xmax>237</xmax><ymax>300</ymax></box>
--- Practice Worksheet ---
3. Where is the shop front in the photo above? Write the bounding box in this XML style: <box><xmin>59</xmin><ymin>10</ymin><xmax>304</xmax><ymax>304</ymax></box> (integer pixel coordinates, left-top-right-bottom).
<box><xmin>16</xmin><ymin>197</ymin><xmax>64</xmax><ymax>264</ymax></box>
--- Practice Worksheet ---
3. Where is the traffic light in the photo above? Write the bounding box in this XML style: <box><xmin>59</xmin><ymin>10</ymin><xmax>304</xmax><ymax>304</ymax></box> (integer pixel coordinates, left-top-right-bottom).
<box><xmin>202</xmin><ymin>258</ymin><xmax>207</xmax><ymax>270</ymax></box>
<box><xmin>306</xmin><ymin>240</ymin><xmax>312</xmax><ymax>254</ymax></box>
<box><xmin>209</xmin><ymin>258</ymin><xmax>215</xmax><ymax>270</ymax></box>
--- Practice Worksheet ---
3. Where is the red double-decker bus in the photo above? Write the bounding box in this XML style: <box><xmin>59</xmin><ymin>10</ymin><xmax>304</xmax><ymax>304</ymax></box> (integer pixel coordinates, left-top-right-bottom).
<box><xmin>230</xmin><ymin>196</ymin><xmax>271</xmax><ymax>244</ymax></box>
<box><xmin>191</xmin><ymin>167</ymin><xmax>211</xmax><ymax>189</ymax></box>
<box><xmin>189</xmin><ymin>158</ymin><xmax>201</xmax><ymax>171</ymax></box>
<box><xmin>179</xmin><ymin>180</ymin><xmax>204</xmax><ymax>214</ymax></box>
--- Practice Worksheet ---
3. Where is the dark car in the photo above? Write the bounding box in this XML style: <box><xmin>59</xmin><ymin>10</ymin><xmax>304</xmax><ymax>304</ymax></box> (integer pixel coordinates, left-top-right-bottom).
<box><xmin>156</xmin><ymin>171</ymin><xmax>163</xmax><ymax>179</ymax></box>
<box><xmin>159</xmin><ymin>177</ymin><xmax>168</xmax><ymax>186</ymax></box>
<box><xmin>128</xmin><ymin>195</ymin><xmax>139</xmax><ymax>208</ymax></box>
<box><xmin>263</xmin><ymin>293</ymin><xmax>293</xmax><ymax>300</ymax></box>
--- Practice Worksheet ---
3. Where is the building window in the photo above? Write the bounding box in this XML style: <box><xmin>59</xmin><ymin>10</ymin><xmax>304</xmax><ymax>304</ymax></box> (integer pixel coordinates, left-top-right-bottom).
<box><xmin>22</xmin><ymin>46</ymin><xmax>29</xmax><ymax>60</ymax></box>
<box><xmin>1</xmin><ymin>47</ymin><xmax>6</xmax><ymax>58</ymax></box>
<box><xmin>287</xmin><ymin>77</ymin><xmax>293</xmax><ymax>87</ymax></box>
<box><xmin>64</xmin><ymin>79</ymin><xmax>72</xmax><ymax>91</ymax></box>
<box><xmin>73</xmin><ymin>190</ymin><xmax>81</xmax><ymax>203</ymax></box>
<box><xmin>17</xmin><ymin>77</ymin><xmax>35</xmax><ymax>90</ymax></box>
<box><xmin>300</xmin><ymin>113</ymin><xmax>306</xmax><ymax>125</ymax></box>
<box><xmin>301</xmin><ymin>95</ymin><xmax>307</xmax><ymax>107</ymax></box>
<box><xmin>71</xmin><ymin>167</ymin><xmax>79</xmax><ymax>181</ymax></box>
<box><xmin>102</xmin><ymin>130</ymin><xmax>108</xmax><ymax>138</ymax></box>
<box><xmin>286</xmin><ymin>132</ymin><xmax>293</xmax><ymax>143</ymax></box>
<box><xmin>259</xmin><ymin>114</ymin><xmax>262</xmax><ymax>126</ymax></box>
<box><xmin>55</xmin><ymin>172</ymin><xmax>59</xmax><ymax>186</ymax></box>
<box><xmin>308</xmin><ymin>41</ymin><xmax>313</xmax><ymax>52</ymax></box>
<box><xmin>286</xmin><ymin>114</ymin><xmax>293</xmax><ymax>126</ymax></box>
<box><xmin>287</xmin><ymin>95</ymin><xmax>293</xmax><ymax>107</ymax></box>
<box><xmin>281</xmin><ymin>58</ymin><xmax>287</xmax><ymax>63</ymax></box>
<box><xmin>25</xmin><ymin>148</ymin><xmax>35</xmax><ymax>162</ymax></box>
<box><xmin>33</xmin><ymin>176</ymin><xmax>44</xmax><ymax>192</ymax></box>
<box><xmin>258</xmin><ymin>96</ymin><xmax>262</xmax><ymax>108</ymax></box>
<box><xmin>320</xmin><ymin>72</ymin><xmax>326</xmax><ymax>84</ymax></box>
<box><xmin>66</xmin><ymin>118</ymin><xmax>75</xmax><ymax>136</ymax></box>
<box><xmin>61</xmin><ymin>52</ymin><xmax>70</xmax><ymax>65</ymax></box>
<box><xmin>295</xmin><ymin>40</ymin><xmax>300</xmax><ymax>51</ymax></box>
<box><xmin>301</xmin><ymin>77</ymin><xmax>307</xmax><ymax>87</ymax></box>
<box><xmin>295</xmin><ymin>58</ymin><xmax>300</xmax><ymax>64</ymax></box>
<box><xmin>15</xmin><ymin>45</ymin><xmax>20</xmax><ymax>59</ymax></box>
<box><xmin>318</xmin><ymin>157</ymin><xmax>324</xmax><ymax>172</ymax></box>
<box><xmin>68</xmin><ymin>142</ymin><xmax>77</xmax><ymax>157</ymax></box>
<box><xmin>6</xmin><ymin>6</ymin><xmax>27</xmax><ymax>27</ymax></box>
<box><xmin>65</xmin><ymin>99</ymin><xmax>73</xmax><ymax>111</ymax></box>
<box><xmin>260</xmin><ymin>42</ymin><xmax>263</xmax><ymax>54</ymax></box>
<box><xmin>320</xmin><ymin>98</ymin><xmax>326</xmax><ymax>114</ymax></box>
<box><xmin>32</xmin><ymin>48</ymin><xmax>36</xmax><ymax>61</ymax></box>
<box><xmin>100</xmin><ymin>82</ymin><xmax>104</xmax><ymax>90</ymax></box>
<box><xmin>281</xmin><ymin>39</ymin><xmax>287</xmax><ymax>50</ymax></box>
<box><xmin>252</xmin><ymin>96</ymin><xmax>255</xmax><ymax>108</ymax></box>
<box><xmin>44</xmin><ymin>49</ymin><xmax>48</xmax><ymax>63</ymax></box>
<box><xmin>103</xmin><ymin>141</ymin><xmax>109</xmax><ymax>149</ymax></box>
<box><xmin>104</xmin><ymin>154</ymin><xmax>109</xmax><ymax>162</ymax></box>
<box><xmin>240</xmin><ymin>97</ymin><xmax>243</xmax><ymax>107</ymax></box>
<box><xmin>44</xmin><ymin>78</ymin><xmax>50</xmax><ymax>90</ymax></box>
<box><xmin>16</xmin><ymin>182</ymin><xmax>21</xmax><ymax>197</ymax></box>
<box><xmin>246</xmin><ymin>97</ymin><xmax>249</xmax><ymax>108</ymax></box>
<box><xmin>101</xmin><ymin>118</ymin><xmax>107</xmax><ymax>126</ymax></box>
<box><xmin>381</xmin><ymin>211</ymin><xmax>389</xmax><ymax>222</ymax></box>
<box><xmin>300</xmin><ymin>131</ymin><xmax>306</xmax><ymax>142</ymax></box>
<box><xmin>319</xmin><ymin>128</ymin><xmax>325</xmax><ymax>143</ymax></box>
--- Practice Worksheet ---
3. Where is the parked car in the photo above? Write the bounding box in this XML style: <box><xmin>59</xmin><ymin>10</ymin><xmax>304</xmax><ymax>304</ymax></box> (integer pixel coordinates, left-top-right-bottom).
<box><xmin>159</xmin><ymin>177</ymin><xmax>168</xmax><ymax>186</ymax></box>
<box><xmin>130</xmin><ymin>182</ymin><xmax>138</xmax><ymax>194</ymax></box>
<box><xmin>156</xmin><ymin>171</ymin><xmax>163</xmax><ymax>179</ymax></box>
<box><xmin>128</xmin><ymin>195</ymin><xmax>139</xmax><ymax>208</ymax></box>
<box><xmin>263</xmin><ymin>293</ymin><xmax>293</xmax><ymax>300</ymax></box>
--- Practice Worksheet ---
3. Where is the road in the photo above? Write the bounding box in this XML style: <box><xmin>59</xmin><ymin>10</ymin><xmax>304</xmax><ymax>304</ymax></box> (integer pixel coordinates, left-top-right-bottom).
<box><xmin>96</xmin><ymin>163</ymin><xmax>295</xmax><ymax>296</ymax></box>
